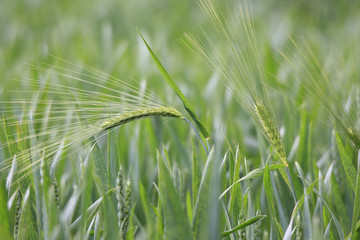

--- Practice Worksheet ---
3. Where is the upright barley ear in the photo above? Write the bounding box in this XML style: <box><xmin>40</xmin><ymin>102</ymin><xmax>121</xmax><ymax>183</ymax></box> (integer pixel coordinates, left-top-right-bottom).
<box><xmin>254</xmin><ymin>102</ymin><xmax>287</xmax><ymax>166</ymax></box>
<box><xmin>116</xmin><ymin>170</ymin><xmax>124</xmax><ymax>230</ymax></box>
<box><xmin>356</xmin><ymin>88</ymin><xmax>360</xmax><ymax>121</ymax></box>
<box><xmin>239</xmin><ymin>210</ymin><xmax>246</xmax><ymax>240</ymax></box>
<box><xmin>13</xmin><ymin>191</ymin><xmax>22</xmax><ymax>240</ymax></box>
<box><xmin>345</xmin><ymin>127</ymin><xmax>360</xmax><ymax>150</ymax></box>
<box><xmin>53</xmin><ymin>179</ymin><xmax>61</xmax><ymax>213</ymax></box>
<box><xmin>295</xmin><ymin>212</ymin><xmax>303</xmax><ymax>240</ymax></box>
<box><xmin>116</xmin><ymin>169</ymin><xmax>132</xmax><ymax>240</ymax></box>
<box><xmin>254</xmin><ymin>210</ymin><xmax>262</xmax><ymax>240</ymax></box>
<box><xmin>122</xmin><ymin>180</ymin><xmax>132</xmax><ymax>239</ymax></box>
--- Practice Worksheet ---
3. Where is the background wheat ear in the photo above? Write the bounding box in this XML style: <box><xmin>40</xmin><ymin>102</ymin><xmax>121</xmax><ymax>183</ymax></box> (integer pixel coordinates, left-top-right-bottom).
<box><xmin>279</xmin><ymin>37</ymin><xmax>360</xmax><ymax>150</ymax></box>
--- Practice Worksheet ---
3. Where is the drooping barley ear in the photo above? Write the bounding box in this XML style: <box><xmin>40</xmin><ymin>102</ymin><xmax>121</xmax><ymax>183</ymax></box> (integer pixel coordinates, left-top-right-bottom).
<box><xmin>53</xmin><ymin>179</ymin><xmax>61</xmax><ymax>213</ymax></box>
<box><xmin>101</xmin><ymin>107</ymin><xmax>183</xmax><ymax>131</ymax></box>
<box><xmin>254</xmin><ymin>210</ymin><xmax>262</xmax><ymax>240</ymax></box>
<box><xmin>254</xmin><ymin>101</ymin><xmax>288</xmax><ymax>166</ymax></box>
<box><xmin>295</xmin><ymin>212</ymin><xmax>303</xmax><ymax>240</ymax></box>
<box><xmin>14</xmin><ymin>190</ymin><xmax>22</xmax><ymax>240</ymax></box>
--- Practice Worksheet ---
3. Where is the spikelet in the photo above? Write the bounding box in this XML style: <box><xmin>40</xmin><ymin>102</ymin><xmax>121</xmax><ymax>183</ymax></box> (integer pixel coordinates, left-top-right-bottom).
<box><xmin>53</xmin><ymin>179</ymin><xmax>61</xmax><ymax>213</ymax></box>
<box><xmin>295</xmin><ymin>212</ymin><xmax>303</xmax><ymax>240</ymax></box>
<box><xmin>254</xmin><ymin>102</ymin><xmax>287</xmax><ymax>166</ymax></box>
<box><xmin>13</xmin><ymin>191</ymin><xmax>22</xmax><ymax>240</ymax></box>
<box><xmin>116</xmin><ymin>169</ymin><xmax>132</xmax><ymax>240</ymax></box>
<box><xmin>122</xmin><ymin>180</ymin><xmax>132</xmax><ymax>240</ymax></box>
<box><xmin>101</xmin><ymin>106</ymin><xmax>183</xmax><ymax>130</ymax></box>
<box><xmin>116</xmin><ymin>170</ymin><xmax>124</xmax><ymax>230</ymax></box>
<box><xmin>254</xmin><ymin>210</ymin><xmax>262</xmax><ymax>240</ymax></box>
<box><xmin>239</xmin><ymin>210</ymin><xmax>246</xmax><ymax>240</ymax></box>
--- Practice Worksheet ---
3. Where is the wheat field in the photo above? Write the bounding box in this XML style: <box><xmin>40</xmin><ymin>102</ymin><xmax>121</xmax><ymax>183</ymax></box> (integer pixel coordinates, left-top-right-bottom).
<box><xmin>0</xmin><ymin>0</ymin><xmax>360</xmax><ymax>239</ymax></box>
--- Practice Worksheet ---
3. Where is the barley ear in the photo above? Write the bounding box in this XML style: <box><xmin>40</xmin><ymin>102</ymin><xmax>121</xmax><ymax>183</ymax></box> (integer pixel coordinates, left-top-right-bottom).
<box><xmin>345</xmin><ymin>127</ymin><xmax>360</xmax><ymax>150</ymax></box>
<box><xmin>116</xmin><ymin>170</ymin><xmax>124</xmax><ymax>230</ymax></box>
<box><xmin>122</xmin><ymin>180</ymin><xmax>132</xmax><ymax>239</ymax></box>
<box><xmin>254</xmin><ymin>210</ymin><xmax>262</xmax><ymax>240</ymax></box>
<box><xmin>13</xmin><ymin>190</ymin><xmax>22</xmax><ymax>240</ymax></box>
<box><xmin>239</xmin><ymin>210</ymin><xmax>246</xmax><ymax>240</ymax></box>
<box><xmin>101</xmin><ymin>107</ymin><xmax>183</xmax><ymax>131</ymax></box>
<box><xmin>295</xmin><ymin>212</ymin><xmax>303</xmax><ymax>240</ymax></box>
<box><xmin>53</xmin><ymin>179</ymin><xmax>61</xmax><ymax>213</ymax></box>
<box><xmin>116</xmin><ymin>169</ymin><xmax>132</xmax><ymax>240</ymax></box>
<box><xmin>254</xmin><ymin>102</ymin><xmax>288</xmax><ymax>166</ymax></box>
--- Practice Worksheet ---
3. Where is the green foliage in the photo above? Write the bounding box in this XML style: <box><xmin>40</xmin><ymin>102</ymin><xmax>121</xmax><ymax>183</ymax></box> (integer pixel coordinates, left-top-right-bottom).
<box><xmin>1</xmin><ymin>0</ymin><xmax>360</xmax><ymax>239</ymax></box>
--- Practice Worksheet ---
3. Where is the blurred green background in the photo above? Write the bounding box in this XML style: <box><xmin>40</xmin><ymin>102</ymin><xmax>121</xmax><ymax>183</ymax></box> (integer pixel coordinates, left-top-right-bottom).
<box><xmin>1</xmin><ymin>0</ymin><xmax>360</xmax><ymax>239</ymax></box>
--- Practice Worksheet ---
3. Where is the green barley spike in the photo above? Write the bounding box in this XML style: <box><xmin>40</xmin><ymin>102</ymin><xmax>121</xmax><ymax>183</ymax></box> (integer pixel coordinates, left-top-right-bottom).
<box><xmin>295</xmin><ymin>212</ymin><xmax>303</xmax><ymax>240</ymax></box>
<box><xmin>116</xmin><ymin>170</ymin><xmax>124</xmax><ymax>231</ymax></box>
<box><xmin>121</xmin><ymin>180</ymin><xmax>132</xmax><ymax>240</ymax></box>
<box><xmin>13</xmin><ymin>191</ymin><xmax>22</xmax><ymax>240</ymax></box>
<box><xmin>53</xmin><ymin>180</ymin><xmax>61</xmax><ymax>213</ymax></box>
<box><xmin>240</xmin><ymin>211</ymin><xmax>246</xmax><ymax>240</ymax></box>
<box><xmin>345</xmin><ymin>127</ymin><xmax>360</xmax><ymax>150</ymax></box>
<box><xmin>254</xmin><ymin>210</ymin><xmax>262</xmax><ymax>240</ymax></box>
<box><xmin>254</xmin><ymin>102</ymin><xmax>288</xmax><ymax>166</ymax></box>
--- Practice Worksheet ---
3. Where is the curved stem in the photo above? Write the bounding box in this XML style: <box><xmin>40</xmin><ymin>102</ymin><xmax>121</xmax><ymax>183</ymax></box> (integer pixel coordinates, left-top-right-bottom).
<box><xmin>184</xmin><ymin>118</ymin><xmax>209</xmax><ymax>155</ymax></box>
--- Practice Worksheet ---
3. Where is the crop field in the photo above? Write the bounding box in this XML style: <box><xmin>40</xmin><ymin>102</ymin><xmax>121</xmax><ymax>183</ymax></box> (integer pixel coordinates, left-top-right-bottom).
<box><xmin>1</xmin><ymin>0</ymin><xmax>360</xmax><ymax>239</ymax></box>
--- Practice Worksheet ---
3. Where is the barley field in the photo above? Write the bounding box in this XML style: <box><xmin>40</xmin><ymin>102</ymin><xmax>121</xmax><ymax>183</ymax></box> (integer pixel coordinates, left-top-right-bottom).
<box><xmin>1</xmin><ymin>0</ymin><xmax>360</xmax><ymax>239</ymax></box>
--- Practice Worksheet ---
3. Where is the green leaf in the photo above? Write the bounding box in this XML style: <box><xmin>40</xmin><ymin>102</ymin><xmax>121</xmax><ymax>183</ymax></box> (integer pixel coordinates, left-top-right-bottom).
<box><xmin>139</xmin><ymin>182</ymin><xmax>154</xmax><ymax>237</ymax></box>
<box><xmin>157</xmin><ymin>151</ymin><xmax>192</xmax><ymax>239</ymax></box>
<box><xmin>186</xmin><ymin>191</ymin><xmax>193</xmax><ymax>224</ymax></box>
<box><xmin>263</xmin><ymin>163</ymin><xmax>283</xmax><ymax>239</ymax></box>
<box><xmin>107</xmin><ymin>129</ymin><xmax>119</xmax><ymax>187</ymax></box>
<box><xmin>336</xmin><ymin>132</ymin><xmax>357</xmax><ymax>192</ymax></box>
<box><xmin>192</xmin><ymin>139</ymin><xmax>201</xmax><ymax>209</ymax></box>
<box><xmin>18</xmin><ymin>187</ymin><xmax>38</xmax><ymax>239</ymax></box>
<box><xmin>137</xmin><ymin>29</ymin><xmax>209</xmax><ymax>139</ymax></box>
<box><xmin>297</xmin><ymin>110</ymin><xmax>308</xmax><ymax>171</ymax></box>
<box><xmin>314</xmin><ymin>177</ymin><xmax>344</xmax><ymax>240</ymax></box>
<box><xmin>351</xmin><ymin>150</ymin><xmax>360</xmax><ymax>237</ymax></box>
<box><xmin>220</xmin><ymin>215</ymin><xmax>266</xmax><ymax>238</ymax></box>
<box><xmin>229</xmin><ymin>146</ymin><xmax>242</xmax><ymax>223</ymax></box>
<box><xmin>219</xmin><ymin>164</ymin><xmax>285</xmax><ymax>199</ymax></box>
<box><xmin>191</xmin><ymin>148</ymin><xmax>217</xmax><ymax>239</ymax></box>
<box><xmin>0</xmin><ymin>182</ymin><xmax>10</xmax><ymax>238</ymax></box>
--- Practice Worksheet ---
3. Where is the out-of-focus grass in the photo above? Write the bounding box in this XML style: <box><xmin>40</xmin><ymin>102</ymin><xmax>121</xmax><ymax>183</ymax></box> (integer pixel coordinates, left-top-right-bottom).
<box><xmin>1</xmin><ymin>0</ymin><xmax>360</xmax><ymax>239</ymax></box>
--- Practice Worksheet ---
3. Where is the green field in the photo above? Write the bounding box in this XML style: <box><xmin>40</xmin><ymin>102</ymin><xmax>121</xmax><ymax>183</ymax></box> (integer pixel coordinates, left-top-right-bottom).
<box><xmin>1</xmin><ymin>0</ymin><xmax>360</xmax><ymax>239</ymax></box>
